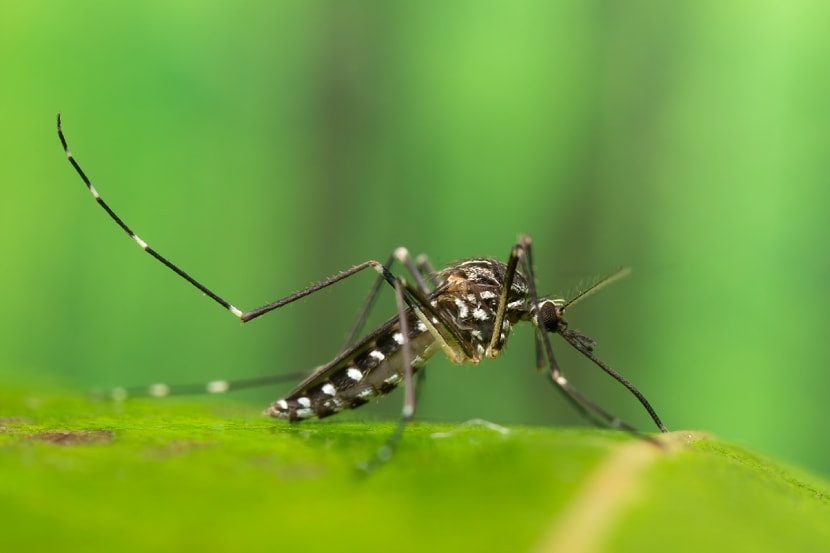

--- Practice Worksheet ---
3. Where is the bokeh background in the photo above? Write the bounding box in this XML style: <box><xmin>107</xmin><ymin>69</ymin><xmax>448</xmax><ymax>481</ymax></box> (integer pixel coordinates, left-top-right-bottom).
<box><xmin>2</xmin><ymin>1</ymin><xmax>829</xmax><ymax>478</ymax></box>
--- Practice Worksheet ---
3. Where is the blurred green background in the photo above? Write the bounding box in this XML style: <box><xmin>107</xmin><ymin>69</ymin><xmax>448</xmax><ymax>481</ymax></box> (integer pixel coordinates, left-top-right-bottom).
<box><xmin>2</xmin><ymin>0</ymin><xmax>829</xmax><ymax>478</ymax></box>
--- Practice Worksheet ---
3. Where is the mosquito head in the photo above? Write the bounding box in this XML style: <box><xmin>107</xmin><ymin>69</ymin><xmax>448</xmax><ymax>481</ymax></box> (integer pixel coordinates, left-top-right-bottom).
<box><xmin>532</xmin><ymin>298</ymin><xmax>568</xmax><ymax>334</ymax></box>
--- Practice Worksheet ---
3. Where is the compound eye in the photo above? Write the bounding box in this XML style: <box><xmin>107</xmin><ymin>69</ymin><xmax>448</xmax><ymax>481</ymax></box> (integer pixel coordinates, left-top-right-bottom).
<box><xmin>538</xmin><ymin>300</ymin><xmax>561</xmax><ymax>331</ymax></box>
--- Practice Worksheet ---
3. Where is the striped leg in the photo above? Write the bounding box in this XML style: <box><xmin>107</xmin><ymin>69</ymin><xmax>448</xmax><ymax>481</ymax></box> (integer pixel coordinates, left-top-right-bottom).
<box><xmin>91</xmin><ymin>370</ymin><xmax>317</xmax><ymax>401</ymax></box>
<box><xmin>57</xmin><ymin>113</ymin><xmax>401</xmax><ymax>327</ymax></box>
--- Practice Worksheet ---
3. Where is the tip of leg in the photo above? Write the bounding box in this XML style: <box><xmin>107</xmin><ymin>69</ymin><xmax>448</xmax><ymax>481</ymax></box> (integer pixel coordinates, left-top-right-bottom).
<box><xmin>355</xmin><ymin>445</ymin><xmax>394</xmax><ymax>476</ymax></box>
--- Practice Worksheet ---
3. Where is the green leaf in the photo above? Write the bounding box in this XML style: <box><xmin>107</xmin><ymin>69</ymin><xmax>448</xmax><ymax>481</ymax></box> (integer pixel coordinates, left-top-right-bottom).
<box><xmin>1</xmin><ymin>382</ymin><xmax>828</xmax><ymax>553</ymax></box>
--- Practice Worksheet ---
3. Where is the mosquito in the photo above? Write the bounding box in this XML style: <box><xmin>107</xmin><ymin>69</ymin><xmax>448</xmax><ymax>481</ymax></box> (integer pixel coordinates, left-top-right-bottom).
<box><xmin>57</xmin><ymin>113</ymin><xmax>668</xmax><ymax>468</ymax></box>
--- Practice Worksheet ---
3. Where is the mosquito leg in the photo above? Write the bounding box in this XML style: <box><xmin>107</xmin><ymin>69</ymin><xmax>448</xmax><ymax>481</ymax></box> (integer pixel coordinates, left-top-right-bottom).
<box><xmin>91</xmin><ymin>370</ymin><xmax>315</xmax><ymax>401</ymax></box>
<box><xmin>560</xmin><ymin>330</ymin><xmax>668</xmax><ymax>433</ymax></box>
<box><xmin>58</xmin><ymin>114</ymin><xmax>398</xmax><ymax>328</ymax></box>
<box><xmin>395</xmin><ymin>248</ymin><xmax>431</xmax><ymax>295</ymax></box>
<box><xmin>241</xmin><ymin>260</ymin><xmax>398</xmax><ymax>322</ymax></box>
<box><xmin>534</xmin><ymin>333</ymin><xmax>546</xmax><ymax>370</ymax></box>
<box><xmin>355</xmin><ymin>372</ymin><xmax>425</xmax><ymax>474</ymax></box>
<box><xmin>545</xmin><ymin>368</ymin><xmax>639</xmax><ymax>432</ymax></box>
<box><xmin>397</xmin><ymin>278</ymin><xmax>417</xmax><ymax>424</ymax></box>
<box><xmin>58</xmin><ymin>113</ymin><xmax>246</xmax><ymax>319</ymax></box>
<box><xmin>341</xmin><ymin>252</ymin><xmax>397</xmax><ymax>350</ymax></box>
<box><xmin>342</xmin><ymin>248</ymin><xmax>434</xmax><ymax>350</ymax></box>
<box><xmin>543</xmin><ymin>362</ymin><xmax>665</xmax><ymax>447</ymax></box>
<box><xmin>415</xmin><ymin>254</ymin><xmax>441</xmax><ymax>288</ymax></box>
<box><xmin>358</xmin><ymin>278</ymin><xmax>422</xmax><ymax>473</ymax></box>
<box><xmin>486</xmin><ymin>235</ymin><xmax>530</xmax><ymax>358</ymax></box>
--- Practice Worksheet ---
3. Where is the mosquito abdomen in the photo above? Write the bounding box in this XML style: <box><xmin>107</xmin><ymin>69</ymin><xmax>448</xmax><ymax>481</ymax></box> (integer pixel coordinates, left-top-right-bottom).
<box><xmin>264</xmin><ymin>319</ymin><xmax>440</xmax><ymax>421</ymax></box>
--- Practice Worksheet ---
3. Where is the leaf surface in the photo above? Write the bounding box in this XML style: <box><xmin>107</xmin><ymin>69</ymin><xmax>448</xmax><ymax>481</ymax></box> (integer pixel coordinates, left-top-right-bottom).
<box><xmin>1</xmin><ymin>383</ymin><xmax>827</xmax><ymax>553</ymax></box>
